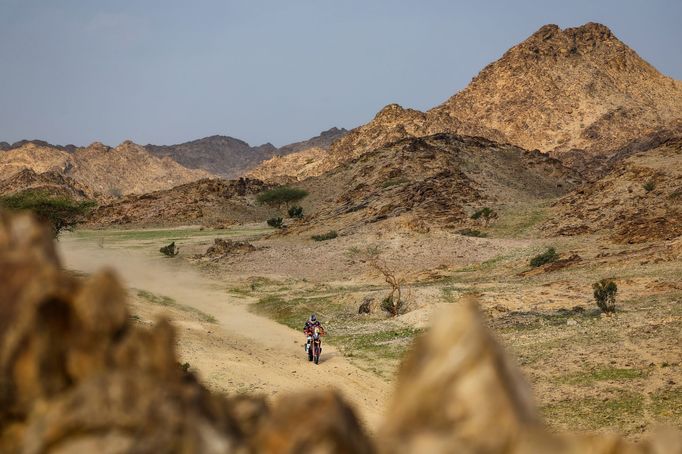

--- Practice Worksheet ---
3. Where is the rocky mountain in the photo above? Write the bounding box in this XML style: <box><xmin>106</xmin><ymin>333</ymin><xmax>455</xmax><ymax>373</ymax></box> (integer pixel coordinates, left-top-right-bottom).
<box><xmin>0</xmin><ymin>142</ymin><xmax>10</xmax><ymax>151</ymax></box>
<box><xmin>0</xmin><ymin>141</ymin><xmax>210</xmax><ymax>199</ymax></box>
<box><xmin>295</xmin><ymin>134</ymin><xmax>581</xmax><ymax>234</ymax></box>
<box><xmin>543</xmin><ymin>137</ymin><xmax>682</xmax><ymax>243</ymax></box>
<box><xmin>88</xmin><ymin>178</ymin><xmax>271</xmax><ymax>227</ymax></box>
<box><xmin>145</xmin><ymin>127</ymin><xmax>348</xmax><ymax>179</ymax></box>
<box><xmin>274</xmin><ymin>23</ymin><xmax>682</xmax><ymax>182</ymax></box>
<box><xmin>145</xmin><ymin>135</ymin><xmax>278</xmax><ymax>179</ymax></box>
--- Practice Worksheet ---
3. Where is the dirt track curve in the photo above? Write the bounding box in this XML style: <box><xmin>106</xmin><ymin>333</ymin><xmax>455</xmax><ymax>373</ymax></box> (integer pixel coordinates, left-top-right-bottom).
<box><xmin>58</xmin><ymin>234</ymin><xmax>390</xmax><ymax>430</ymax></box>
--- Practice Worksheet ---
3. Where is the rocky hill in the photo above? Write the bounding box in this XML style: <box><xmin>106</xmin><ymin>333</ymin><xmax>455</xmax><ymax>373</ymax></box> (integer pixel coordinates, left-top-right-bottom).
<box><xmin>145</xmin><ymin>135</ymin><xmax>278</xmax><ymax>179</ymax></box>
<box><xmin>296</xmin><ymin>134</ymin><xmax>581</xmax><ymax>234</ymax></box>
<box><xmin>543</xmin><ymin>137</ymin><xmax>682</xmax><ymax>243</ymax></box>
<box><xmin>0</xmin><ymin>141</ymin><xmax>211</xmax><ymax>199</ymax></box>
<box><xmin>145</xmin><ymin>127</ymin><xmax>348</xmax><ymax>179</ymax></box>
<box><xmin>293</xmin><ymin>23</ymin><xmax>682</xmax><ymax>182</ymax></box>
<box><xmin>88</xmin><ymin>177</ymin><xmax>271</xmax><ymax>227</ymax></box>
<box><xmin>245</xmin><ymin>146</ymin><xmax>332</xmax><ymax>183</ymax></box>
<box><xmin>0</xmin><ymin>168</ymin><xmax>90</xmax><ymax>199</ymax></box>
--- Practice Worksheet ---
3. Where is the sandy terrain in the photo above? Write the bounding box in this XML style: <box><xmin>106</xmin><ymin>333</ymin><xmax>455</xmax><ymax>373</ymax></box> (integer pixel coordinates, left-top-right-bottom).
<box><xmin>57</xmin><ymin>234</ymin><xmax>391</xmax><ymax>431</ymax></box>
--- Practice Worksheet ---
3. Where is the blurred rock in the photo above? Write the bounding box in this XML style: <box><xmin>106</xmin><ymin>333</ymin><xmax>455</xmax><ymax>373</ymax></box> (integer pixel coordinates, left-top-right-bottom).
<box><xmin>253</xmin><ymin>391</ymin><xmax>374</xmax><ymax>454</ymax></box>
<box><xmin>0</xmin><ymin>213</ymin><xmax>679</xmax><ymax>453</ymax></box>
<box><xmin>379</xmin><ymin>297</ymin><xmax>540</xmax><ymax>453</ymax></box>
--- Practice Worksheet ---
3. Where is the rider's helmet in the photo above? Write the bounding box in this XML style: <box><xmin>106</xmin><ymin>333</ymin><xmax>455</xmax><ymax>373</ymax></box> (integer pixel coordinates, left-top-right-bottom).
<box><xmin>310</xmin><ymin>313</ymin><xmax>317</xmax><ymax>322</ymax></box>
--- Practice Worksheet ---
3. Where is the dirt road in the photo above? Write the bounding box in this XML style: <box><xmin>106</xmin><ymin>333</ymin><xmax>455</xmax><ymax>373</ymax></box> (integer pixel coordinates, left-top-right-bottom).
<box><xmin>58</xmin><ymin>234</ymin><xmax>390</xmax><ymax>430</ymax></box>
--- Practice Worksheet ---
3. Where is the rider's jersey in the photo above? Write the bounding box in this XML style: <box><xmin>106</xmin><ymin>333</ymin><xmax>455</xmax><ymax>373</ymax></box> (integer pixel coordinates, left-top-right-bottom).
<box><xmin>303</xmin><ymin>320</ymin><xmax>322</xmax><ymax>334</ymax></box>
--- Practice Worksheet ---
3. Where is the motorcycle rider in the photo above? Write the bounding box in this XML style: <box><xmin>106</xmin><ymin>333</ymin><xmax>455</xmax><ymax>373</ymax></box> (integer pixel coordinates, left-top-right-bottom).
<box><xmin>303</xmin><ymin>313</ymin><xmax>324</xmax><ymax>354</ymax></box>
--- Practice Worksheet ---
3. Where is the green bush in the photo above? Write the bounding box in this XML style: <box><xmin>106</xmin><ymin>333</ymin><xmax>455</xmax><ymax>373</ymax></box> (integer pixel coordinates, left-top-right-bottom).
<box><xmin>382</xmin><ymin>177</ymin><xmax>408</xmax><ymax>188</ymax></box>
<box><xmin>256</xmin><ymin>186</ymin><xmax>308</xmax><ymax>210</ymax></box>
<box><xmin>470</xmin><ymin>207</ymin><xmax>497</xmax><ymax>225</ymax></box>
<box><xmin>312</xmin><ymin>230</ymin><xmax>338</xmax><ymax>241</ymax></box>
<box><xmin>0</xmin><ymin>190</ymin><xmax>95</xmax><ymax>237</ymax></box>
<box><xmin>593</xmin><ymin>279</ymin><xmax>617</xmax><ymax>313</ymax></box>
<box><xmin>643</xmin><ymin>180</ymin><xmax>655</xmax><ymax>192</ymax></box>
<box><xmin>288</xmin><ymin>205</ymin><xmax>304</xmax><ymax>219</ymax></box>
<box><xmin>458</xmin><ymin>228</ymin><xmax>487</xmax><ymax>238</ymax></box>
<box><xmin>160</xmin><ymin>241</ymin><xmax>179</xmax><ymax>257</ymax></box>
<box><xmin>267</xmin><ymin>217</ymin><xmax>284</xmax><ymax>229</ymax></box>
<box><xmin>530</xmin><ymin>247</ymin><xmax>558</xmax><ymax>268</ymax></box>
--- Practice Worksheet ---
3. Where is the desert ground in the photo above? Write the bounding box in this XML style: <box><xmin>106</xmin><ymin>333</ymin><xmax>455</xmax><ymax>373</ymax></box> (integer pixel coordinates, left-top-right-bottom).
<box><xmin>58</xmin><ymin>209</ymin><xmax>682</xmax><ymax>439</ymax></box>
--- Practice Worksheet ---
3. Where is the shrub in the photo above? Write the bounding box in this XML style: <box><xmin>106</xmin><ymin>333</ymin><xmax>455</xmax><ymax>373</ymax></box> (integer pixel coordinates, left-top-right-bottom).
<box><xmin>471</xmin><ymin>207</ymin><xmax>497</xmax><ymax>226</ymax></box>
<box><xmin>593</xmin><ymin>279</ymin><xmax>617</xmax><ymax>313</ymax></box>
<box><xmin>288</xmin><ymin>205</ymin><xmax>304</xmax><ymax>219</ymax></box>
<box><xmin>160</xmin><ymin>241</ymin><xmax>179</xmax><ymax>257</ymax></box>
<box><xmin>256</xmin><ymin>186</ymin><xmax>308</xmax><ymax>210</ymax></box>
<box><xmin>381</xmin><ymin>295</ymin><xmax>406</xmax><ymax>316</ymax></box>
<box><xmin>382</xmin><ymin>177</ymin><xmax>408</xmax><ymax>188</ymax></box>
<box><xmin>267</xmin><ymin>217</ymin><xmax>284</xmax><ymax>229</ymax></box>
<box><xmin>0</xmin><ymin>190</ymin><xmax>95</xmax><ymax>237</ymax></box>
<box><xmin>312</xmin><ymin>230</ymin><xmax>338</xmax><ymax>241</ymax></box>
<box><xmin>530</xmin><ymin>247</ymin><xmax>558</xmax><ymax>267</ymax></box>
<box><xmin>458</xmin><ymin>228</ymin><xmax>487</xmax><ymax>238</ymax></box>
<box><xmin>643</xmin><ymin>180</ymin><xmax>655</xmax><ymax>192</ymax></box>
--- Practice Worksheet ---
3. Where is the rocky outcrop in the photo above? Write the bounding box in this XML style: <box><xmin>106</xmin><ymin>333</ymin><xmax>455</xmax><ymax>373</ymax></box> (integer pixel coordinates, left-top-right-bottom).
<box><xmin>246</xmin><ymin>147</ymin><xmax>331</xmax><ymax>183</ymax></box>
<box><xmin>0</xmin><ymin>168</ymin><xmax>91</xmax><ymax>199</ymax></box>
<box><xmin>544</xmin><ymin>138</ymin><xmax>682</xmax><ymax>243</ymax></box>
<box><xmin>0</xmin><ymin>141</ymin><xmax>211</xmax><ymax>200</ymax></box>
<box><xmin>0</xmin><ymin>213</ymin><xmax>680</xmax><ymax>452</ymax></box>
<box><xmin>88</xmin><ymin>177</ymin><xmax>271</xmax><ymax>227</ymax></box>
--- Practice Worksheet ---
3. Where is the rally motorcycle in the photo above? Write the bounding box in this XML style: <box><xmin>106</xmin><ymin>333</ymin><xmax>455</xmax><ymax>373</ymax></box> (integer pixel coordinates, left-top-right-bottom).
<box><xmin>305</xmin><ymin>327</ymin><xmax>323</xmax><ymax>364</ymax></box>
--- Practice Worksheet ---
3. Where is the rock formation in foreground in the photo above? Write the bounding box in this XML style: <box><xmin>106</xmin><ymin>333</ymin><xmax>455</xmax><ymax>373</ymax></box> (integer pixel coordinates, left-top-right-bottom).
<box><xmin>0</xmin><ymin>213</ymin><xmax>679</xmax><ymax>452</ymax></box>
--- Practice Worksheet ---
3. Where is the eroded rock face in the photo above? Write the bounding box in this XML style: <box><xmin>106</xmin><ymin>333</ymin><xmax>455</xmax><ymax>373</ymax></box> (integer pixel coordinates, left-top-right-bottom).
<box><xmin>0</xmin><ymin>213</ymin><xmax>679</xmax><ymax>453</ymax></box>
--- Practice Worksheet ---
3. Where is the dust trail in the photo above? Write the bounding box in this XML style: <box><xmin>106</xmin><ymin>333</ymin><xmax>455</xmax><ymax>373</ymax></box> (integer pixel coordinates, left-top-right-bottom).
<box><xmin>58</xmin><ymin>233</ymin><xmax>389</xmax><ymax>430</ymax></box>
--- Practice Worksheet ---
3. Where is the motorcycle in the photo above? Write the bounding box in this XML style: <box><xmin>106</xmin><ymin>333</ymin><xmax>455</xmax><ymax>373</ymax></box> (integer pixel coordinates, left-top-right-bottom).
<box><xmin>305</xmin><ymin>327</ymin><xmax>324</xmax><ymax>364</ymax></box>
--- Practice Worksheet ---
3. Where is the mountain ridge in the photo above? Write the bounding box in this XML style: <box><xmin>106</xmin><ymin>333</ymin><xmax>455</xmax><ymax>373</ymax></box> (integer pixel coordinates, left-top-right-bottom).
<box><xmin>315</xmin><ymin>22</ymin><xmax>682</xmax><ymax>179</ymax></box>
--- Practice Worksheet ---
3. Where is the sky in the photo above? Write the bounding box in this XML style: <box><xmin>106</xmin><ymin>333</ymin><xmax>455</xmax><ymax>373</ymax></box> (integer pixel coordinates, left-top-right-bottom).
<box><xmin>0</xmin><ymin>0</ymin><xmax>680</xmax><ymax>148</ymax></box>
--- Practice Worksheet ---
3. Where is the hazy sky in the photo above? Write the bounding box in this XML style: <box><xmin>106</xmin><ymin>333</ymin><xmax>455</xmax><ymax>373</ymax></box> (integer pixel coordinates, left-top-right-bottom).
<box><xmin>1</xmin><ymin>0</ymin><xmax>680</xmax><ymax>147</ymax></box>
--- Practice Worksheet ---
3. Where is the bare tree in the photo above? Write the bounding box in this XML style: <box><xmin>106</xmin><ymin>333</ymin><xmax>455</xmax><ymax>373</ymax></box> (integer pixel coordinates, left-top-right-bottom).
<box><xmin>349</xmin><ymin>246</ymin><xmax>409</xmax><ymax>317</ymax></box>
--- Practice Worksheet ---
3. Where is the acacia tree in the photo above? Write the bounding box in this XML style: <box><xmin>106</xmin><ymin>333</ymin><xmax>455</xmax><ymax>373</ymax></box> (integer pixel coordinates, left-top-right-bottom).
<box><xmin>0</xmin><ymin>191</ymin><xmax>95</xmax><ymax>237</ymax></box>
<box><xmin>256</xmin><ymin>186</ymin><xmax>309</xmax><ymax>212</ymax></box>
